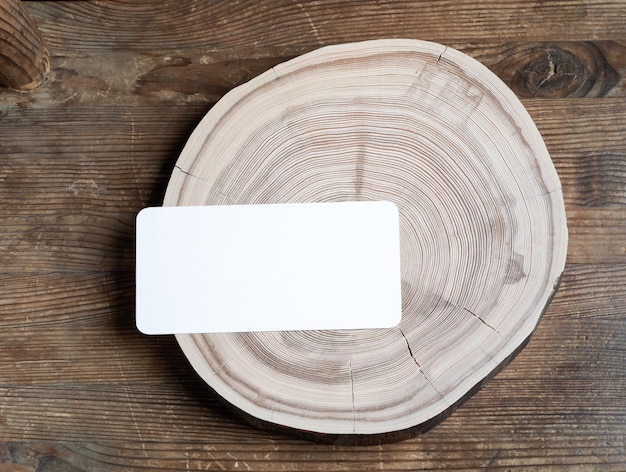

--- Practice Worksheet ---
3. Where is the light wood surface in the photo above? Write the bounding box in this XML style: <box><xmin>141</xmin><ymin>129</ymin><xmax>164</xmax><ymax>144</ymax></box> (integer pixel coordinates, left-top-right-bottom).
<box><xmin>165</xmin><ymin>39</ymin><xmax>568</xmax><ymax>442</ymax></box>
<box><xmin>1</xmin><ymin>0</ymin><xmax>625</xmax><ymax>469</ymax></box>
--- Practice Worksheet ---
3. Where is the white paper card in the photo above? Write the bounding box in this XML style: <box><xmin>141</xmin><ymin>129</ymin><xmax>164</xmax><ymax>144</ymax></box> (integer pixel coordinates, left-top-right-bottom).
<box><xmin>136</xmin><ymin>201</ymin><xmax>401</xmax><ymax>334</ymax></box>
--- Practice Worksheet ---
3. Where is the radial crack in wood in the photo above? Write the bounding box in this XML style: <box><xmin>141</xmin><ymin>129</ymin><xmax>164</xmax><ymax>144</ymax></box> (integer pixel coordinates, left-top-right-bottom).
<box><xmin>398</xmin><ymin>328</ymin><xmax>444</xmax><ymax>400</ymax></box>
<box><xmin>164</xmin><ymin>39</ymin><xmax>568</xmax><ymax>444</ymax></box>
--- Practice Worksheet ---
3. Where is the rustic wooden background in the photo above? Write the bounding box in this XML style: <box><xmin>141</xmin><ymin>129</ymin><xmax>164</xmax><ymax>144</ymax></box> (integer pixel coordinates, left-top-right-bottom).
<box><xmin>1</xmin><ymin>1</ymin><xmax>625</xmax><ymax>470</ymax></box>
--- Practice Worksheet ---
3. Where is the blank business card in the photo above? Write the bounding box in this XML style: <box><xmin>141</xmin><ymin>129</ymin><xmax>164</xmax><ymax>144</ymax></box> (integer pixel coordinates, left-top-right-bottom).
<box><xmin>136</xmin><ymin>201</ymin><xmax>401</xmax><ymax>334</ymax></box>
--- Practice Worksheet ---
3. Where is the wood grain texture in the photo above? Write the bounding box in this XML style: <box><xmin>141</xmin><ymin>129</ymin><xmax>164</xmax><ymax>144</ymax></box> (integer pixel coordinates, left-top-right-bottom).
<box><xmin>0</xmin><ymin>101</ymin><xmax>623</xmax><ymax>273</ymax></box>
<box><xmin>2</xmin><ymin>433</ymin><xmax>626</xmax><ymax>472</ymax></box>
<box><xmin>163</xmin><ymin>39</ymin><xmax>567</xmax><ymax>441</ymax></box>
<box><xmin>24</xmin><ymin>0</ymin><xmax>626</xmax><ymax>50</ymax></box>
<box><xmin>1</xmin><ymin>41</ymin><xmax>623</xmax><ymax>109</ymax></box>
<box><xmin>0</xmin><ymin>0</ymin><xmax>625</xmax><ymax>468</ymax></box>
<box><xmin>485</xmin><ymin>41</ymin><xmax>625</xmax><ymax>98</ymax></box>
<box><xmin>0</xmin><ymin>269</ymin><xmax>623</xmax><ymax>460</ymax></box>
<box><xmin>0</xmin><ymin>0</ymin><xmax>49</xmax><ymax>90</ymax></box>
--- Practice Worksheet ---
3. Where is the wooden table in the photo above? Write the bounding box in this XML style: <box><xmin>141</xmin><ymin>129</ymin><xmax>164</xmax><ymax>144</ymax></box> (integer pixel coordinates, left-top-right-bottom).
<box><xmin>1</xmin><ymin>1</ymin><xmax>624</xmax><ymax>470</ymax></box>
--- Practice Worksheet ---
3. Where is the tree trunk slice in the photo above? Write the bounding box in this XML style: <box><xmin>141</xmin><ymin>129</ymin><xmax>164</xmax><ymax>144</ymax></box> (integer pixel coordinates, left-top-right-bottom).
<box><xmin>0</xmin><ymin>0</ymin><xmax>50</xmax><ymax>90</ymax></box>
<box><xmin>163</xmin><ymin>39</ymin><xmax>568</xmax><ymax>444</ymax></box>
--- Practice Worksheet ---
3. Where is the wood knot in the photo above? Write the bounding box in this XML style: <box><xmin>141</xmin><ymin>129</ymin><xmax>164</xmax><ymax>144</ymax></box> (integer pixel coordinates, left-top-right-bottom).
<box><xmin>493</xmin><ymin>42</ymin><xmax>620</xmax><ymax>98</ymax></box>
<box><xmin>0</xmin><ymin>0</ymin><xmax>50</xmax><ymax>90</ymax></box>
<box><xmin>522</xmin><ymin>48</ymin><xmax>586</xmax><ymax>97</ymax></box>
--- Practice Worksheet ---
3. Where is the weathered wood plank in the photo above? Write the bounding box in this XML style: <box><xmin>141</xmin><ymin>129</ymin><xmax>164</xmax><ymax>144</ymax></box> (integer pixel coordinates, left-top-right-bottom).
<box><xmin>0</xmin><ymin>263</ymin><xmax>623</xmax><ymax>382</ymax></box>
<box><xmin>0</xmin><ymin>0</ymin><xmax>622</xmax><ymax>466</ymax></box>
<box><xmin>0</xmin><ymin>375</ymin><xmax>624</xmax><ymax>448</ymax></box>
<box><xmin>0</xmin><ymin>105</ymin><xmax>207</xmax><ymax>236</ymax></box>
<box><xmin>0</xmin><ymin>203</ymin><xmax>622</xmax><ymax>271</ymax></box>
<box><xmin>1</xmin><ymin>40</ymin><xmax>623</xmax><ymax>109</ymax></box>
<box><xmin>2</xmin><ymin>101</ymin><xmax>624</xmax><ymax>214</ymax></box>
<box><xmin>0</xmin><ymin>100</ymin><xmax>624</xmax><ymax>271</ymax></box>
<box><xmin>0</xmin><ymin>49</ymin><xmax>296</xmax><ymax>108</ymax></box>
<box><xmin>25</xmin><ymin>0</ymin><xmax>626</xmax><ymax>51</ymax></box>
<box><xmin>1</xmin><ymin>438</ymin><xmax>625</xmax><ymax>472</ymax></box>
<box><xmin>0</xmin><ymin>264</ymin><xmax>623</xmax><ymax>448</ymax></box>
